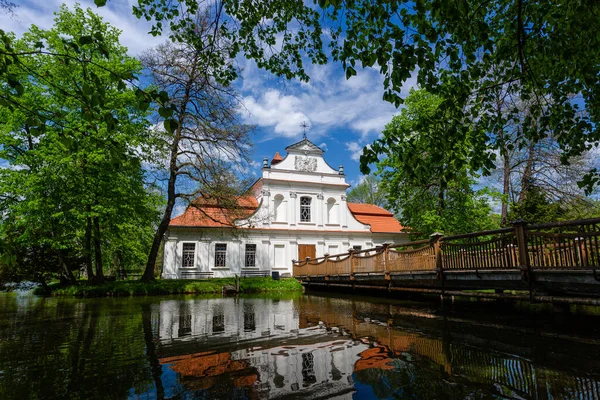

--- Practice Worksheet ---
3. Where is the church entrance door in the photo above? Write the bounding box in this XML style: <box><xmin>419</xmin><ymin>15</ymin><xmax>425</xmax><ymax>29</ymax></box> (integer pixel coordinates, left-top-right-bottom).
<box><xmin>298</xmin><ymin>244</ymin><xmax>316</xmax><ymax>261</ymax></box>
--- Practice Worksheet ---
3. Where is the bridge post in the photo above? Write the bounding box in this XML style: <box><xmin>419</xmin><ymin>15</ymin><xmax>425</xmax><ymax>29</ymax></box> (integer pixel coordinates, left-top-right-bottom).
<box><xmin>349</xmin><ymin>249</ymin><xmax>355</xmax><ymax>281</ymax></box>
<box><xmin>430</xmin><ymin>233</ymin><xmax>444</xmax><ymax>291</ymax></box>
<box><xmin>574</xmin><ymin>237</ymin><xmax>588</xmax><ymax>267</ymax></box>
<box><xmin>382</xmin><ymin>243</ymin><xmax>390</xmax><ymax>280</ymax></box>
<box><xmin>512</xmin><ymin>219</ymin><xmax>533</xmax><ymax>299</ymax></box>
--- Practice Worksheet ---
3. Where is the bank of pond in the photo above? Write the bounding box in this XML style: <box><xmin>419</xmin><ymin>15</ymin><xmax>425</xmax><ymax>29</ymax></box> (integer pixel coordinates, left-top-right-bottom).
<box><xmin>1</xmin><ymin>291</ymin><xmax>600</xmax><ymax>399</ymax></box>
<box><xmin>33</xmin><ymin>277</ymin><xmax>304</xmax><ymax>297</ymax></box>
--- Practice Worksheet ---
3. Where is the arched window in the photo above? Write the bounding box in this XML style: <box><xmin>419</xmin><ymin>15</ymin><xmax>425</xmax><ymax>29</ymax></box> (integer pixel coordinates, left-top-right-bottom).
<box><xmin>300</xmin><ymin>196</ymin><xmax>312</xmax><ymax>222</ymax></box>
<box><xmin>327</xmin><ymin>198</ymin><xmax>338</xmax><ymax>224</ymax></box>
<box><xmin>273</xmin><ymin>194</ymin><xmax>286</xmax><ymax>222</ymax></box>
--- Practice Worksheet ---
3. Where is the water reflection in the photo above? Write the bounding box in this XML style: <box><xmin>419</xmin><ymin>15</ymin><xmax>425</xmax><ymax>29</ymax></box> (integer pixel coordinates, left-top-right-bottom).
<box><xmin>1</xmin><ymin>292</ymin><xmax>600</xmax><ymax>399</ymax></box>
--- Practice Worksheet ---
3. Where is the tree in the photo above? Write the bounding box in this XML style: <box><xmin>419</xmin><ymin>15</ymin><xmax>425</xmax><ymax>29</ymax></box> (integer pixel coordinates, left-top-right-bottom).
<box><xmin>347</xmin><ymin>176</ymin><xmax>388</xmax><ymax>209</ymax></box>
<box><xmin>0</xmin><ymin>5</ymin><xmax>160</xmax><ymax>284</ymax></box>
<box><xmin>124</xmin><ymin>0</ymin><xmax>600</xmax><ymax>193</ymax></box>
<box><xmin>139</xmin><ymin>19</ymin><xmax>254</xmax><ymax>281</ymax></box>
<box><xmin>480</xmin><ymin>83</ymin><xmax>598</xmax><ymax>226</ymax></box>
<box><xmin>374</xmin><ymin>89</ymin><xmax>499</xmax><ymax>237</ymax></box>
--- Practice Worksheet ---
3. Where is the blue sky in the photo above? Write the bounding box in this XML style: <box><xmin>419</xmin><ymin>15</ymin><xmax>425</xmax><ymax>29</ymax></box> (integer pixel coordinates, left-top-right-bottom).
<box><xmin>0</xmin><ymin>0</ymin><xmax>419</xmax><ymax>189</ymax></box>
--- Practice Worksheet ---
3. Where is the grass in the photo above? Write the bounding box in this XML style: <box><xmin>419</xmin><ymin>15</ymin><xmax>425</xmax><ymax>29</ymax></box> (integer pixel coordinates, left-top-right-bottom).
<box><xmin>34</xmin><ymin>277</ymin><xmax>304</xmax><ymax>297</ymax></box>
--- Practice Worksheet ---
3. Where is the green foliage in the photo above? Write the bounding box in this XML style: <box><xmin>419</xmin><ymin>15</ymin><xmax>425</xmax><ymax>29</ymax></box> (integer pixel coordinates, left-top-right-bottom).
<box><xmin>373</xmin><ymin>89</ymin><xmax>499</xmax><ymax>237</ymax></box>
<box><xmin>36</xmin><ymin>278</ymin><xmax>303</xmax><ymax>297</ymax></box>
<box><xmin>347</xmin><ymin>175</ymin><xmax>388</xmax><ymax>209</ymax></box>
<box><xmin>0</xmin><ymin>5</ymin><xmax>161</xmax><ymax>284</ymax></box>
<box><xmin>126</xmin><ymin>0</ymin><xmax>600</xmax><ymax>193</ymax></box>
<box><xmin>508</xmin><ymin>186</ymin><xmax>600</xmax><ymax>224</ymax></box>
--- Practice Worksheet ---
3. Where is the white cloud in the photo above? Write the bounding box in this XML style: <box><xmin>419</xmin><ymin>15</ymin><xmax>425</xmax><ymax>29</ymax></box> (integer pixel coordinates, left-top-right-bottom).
<box><xmin>239</xmin><ymin>60</ymin><xmax>414</xmax><ymax>141</ymax></box>
<box><xmin>345</xmin><ymin>142</ymin><xmax>364</xmax><ymax>162</ymax></box>
<box><xmin>242</xmin><ymin>90</ymin><xmax>310</xmax><ymax>137</ymax></box>
<box><xmin>2</xmin><ymin>0</ymin><xmax>162</xmax><ymax>55</ymax></box>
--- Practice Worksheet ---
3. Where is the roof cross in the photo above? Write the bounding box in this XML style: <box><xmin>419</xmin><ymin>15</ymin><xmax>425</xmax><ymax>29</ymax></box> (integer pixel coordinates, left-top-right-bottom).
<box><xmin>300</xmin><ymin>121</ymin><xmax>309</xmax><ymax>139</ymax></box>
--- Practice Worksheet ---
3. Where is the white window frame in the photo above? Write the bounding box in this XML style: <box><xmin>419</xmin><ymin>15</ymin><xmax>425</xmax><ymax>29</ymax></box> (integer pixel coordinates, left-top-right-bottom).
<box><xmin>244</xmin><ymin>244</ymin><xmax>257</xmax><ymax>268</ymax></box>
<box><xmin>214</xmin><ymin>243</ymin><xmax>227</xmax><ymax>268</ymax></box>
<box><xmin>181</xmin><ymin>242</ymin><xmax>196</xmax><ymax>269</ymax></box>
<box><xmin>300</xmin><ymin>196</ymin><xmax>312</xmax><ymax>222</ymax></box>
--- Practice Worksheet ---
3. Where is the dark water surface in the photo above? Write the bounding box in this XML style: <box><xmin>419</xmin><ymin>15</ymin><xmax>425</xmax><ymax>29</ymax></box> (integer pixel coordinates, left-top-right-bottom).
<box><xmin>1</xmin><ymin>291</ymin><xmax>600</xmax><ymax>399</ymax></box>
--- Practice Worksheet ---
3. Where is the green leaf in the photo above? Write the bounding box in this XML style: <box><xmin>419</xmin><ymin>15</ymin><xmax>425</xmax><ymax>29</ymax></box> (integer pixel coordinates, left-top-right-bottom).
<box><xmin>94</xmin><ymin>0</ymin><xmax>107</xmax><ymax>6</ymax></box>
<box><xmin>158</xmin><ymin>106</ymin><xmax>173</xmax><ymax>119</ymax></box>
<box><xmin>79</xmin><ymin>35</ymin><xmax>93</xmax><ymax>45</ymax></box>
<box><xmin>164</xmin><ymin>118</ymin><xmax>178</xmax><ymax>134</ymax></box>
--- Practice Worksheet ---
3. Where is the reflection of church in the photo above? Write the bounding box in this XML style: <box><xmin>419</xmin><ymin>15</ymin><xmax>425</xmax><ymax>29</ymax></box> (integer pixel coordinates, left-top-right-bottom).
<box><xmin>154</xmin><ymin>297</ymin><xmax>372</xmax><ymax>398</ymax></box>
<box><xmin>162</xmin><ymin>138</ymin><xmax>408</xmax><ymax>279</ymax></box>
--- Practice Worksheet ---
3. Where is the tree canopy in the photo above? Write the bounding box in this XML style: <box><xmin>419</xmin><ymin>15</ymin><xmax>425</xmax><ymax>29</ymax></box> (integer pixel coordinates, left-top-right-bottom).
<box><xmin>125</xmin><ymin>0</ymin><xmax>600</xmax><ymax>193</ymax></box>
<box><xmin>374</xmin><ymin>89</ymin><xmax>499</xmax><ymax>236</ymax></box>
<box><xmin>347</xmin><ymin>176</ymin><xmax>388</xmax><ymax>209</ymax></box>
<box><xmin>0</xmin><ymin>5</ymin><xmax>161</xmax><ymax>285</ymax></box>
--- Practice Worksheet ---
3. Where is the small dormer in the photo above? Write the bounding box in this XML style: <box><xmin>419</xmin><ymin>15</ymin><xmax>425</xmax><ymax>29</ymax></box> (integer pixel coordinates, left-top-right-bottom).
<box><xmin>271</xmin><ymin>152</ymin><xmax>283</xmax><ymax>166</ymax></box>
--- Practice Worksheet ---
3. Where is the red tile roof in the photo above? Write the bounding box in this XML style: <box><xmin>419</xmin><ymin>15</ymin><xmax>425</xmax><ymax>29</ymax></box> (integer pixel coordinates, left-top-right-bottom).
<box><xmin>347</xmin><ymin>202</ymin><xmax>404</xmax><ymax>233</ymax></box>
<box><xmin>169</xmin><ymin>197</ymin><xmax>404</xmax><ymax>233</ymax></box>
<box><xmin>169</xmin><ymin>196</ymin><xmax>259</xmax><ymax>228</ymax></box>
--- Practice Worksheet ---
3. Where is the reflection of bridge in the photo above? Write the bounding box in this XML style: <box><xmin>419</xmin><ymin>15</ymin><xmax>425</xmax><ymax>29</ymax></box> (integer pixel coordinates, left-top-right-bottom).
<box><xmin>297</xmin><ymin>295</ymin><xmax>600</xmax><ymax>399</ymax></box>
<box><xmin>294</xmin><ymin>218</ymin><xmax>600</xmax><ymax>305</ymax></box>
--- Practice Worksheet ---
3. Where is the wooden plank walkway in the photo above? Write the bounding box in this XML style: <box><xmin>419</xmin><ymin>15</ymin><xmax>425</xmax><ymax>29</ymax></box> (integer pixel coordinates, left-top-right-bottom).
<box><xmin>293</xmin><ymin>218</ymin><xmax>600</xmax><ymax>305</ymax></box>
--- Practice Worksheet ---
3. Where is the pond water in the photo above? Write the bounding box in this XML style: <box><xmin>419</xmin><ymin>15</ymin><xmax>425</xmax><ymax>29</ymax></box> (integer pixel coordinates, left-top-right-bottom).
<box><xmin>1</xmin><ymin>291</ymin><xmax>600</xmax><ymax>399</ymax></box>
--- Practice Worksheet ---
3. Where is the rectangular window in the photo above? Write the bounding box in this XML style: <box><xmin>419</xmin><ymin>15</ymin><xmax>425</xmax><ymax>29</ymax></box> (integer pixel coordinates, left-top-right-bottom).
<box><xmin>212</xmin><ymin>314</ymin><xmax>224</xmax><ymax>334</ymax></box>
<box><xmin>300</xmin><ymin>197</ymin><xmax>311</xmax><ymax>222</ymax></box>
<box><xmin>245</xmin><ymin>244</ymin><xmax>257</xmax><ymax>268</ymax></box>
<box><xmin>182</xmin><ymin>243</ymin><xmax>196</xmax><ymax>268</ymax></box>
<box><xmin>214</xmin><ymin>243</ymin><xmax>227</xmax><ymax>268</ymax></box>
<box><xmin>178</xmin><ymin>314</ymin><xmax>192</xmax><ymax>337</ymax></box>
<box><xmin>244</xmin><ymin>311</ymin><xmax>256</xmax><ymax>332</ymax></box>
<box><xmin>353</xmin><ymin>245</ymin><xmax>362</xmax><ymax>251</ymax></box>
<box><xmin>327</xmin><ymin>245</ymin><xmax>339</xmax><ymax>255</ymax></box>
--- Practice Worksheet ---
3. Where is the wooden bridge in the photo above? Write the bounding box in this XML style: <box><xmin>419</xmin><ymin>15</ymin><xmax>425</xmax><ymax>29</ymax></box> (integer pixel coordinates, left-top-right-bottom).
<box><xmin>292</xmin><ymin>218</ymin><xmax>600</xmax><ymax>305</ymax></box>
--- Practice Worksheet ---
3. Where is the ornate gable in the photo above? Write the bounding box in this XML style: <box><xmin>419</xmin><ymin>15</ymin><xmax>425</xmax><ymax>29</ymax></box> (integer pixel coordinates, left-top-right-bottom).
<box><xmin>285</xmin><ymin>138</ymin><xmax>324</xmax><ymax>156</ymax></box>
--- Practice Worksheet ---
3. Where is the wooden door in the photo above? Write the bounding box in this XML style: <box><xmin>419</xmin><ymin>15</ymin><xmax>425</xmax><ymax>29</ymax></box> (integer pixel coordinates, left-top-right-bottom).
<box><xmin>298</xmin><ymin>244</ymin><xmax>316</xmax><ymax>260</ymax></box>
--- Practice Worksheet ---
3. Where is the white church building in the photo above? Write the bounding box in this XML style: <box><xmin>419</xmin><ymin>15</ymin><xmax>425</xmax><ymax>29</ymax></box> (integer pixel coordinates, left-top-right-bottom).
<box><xmin>162</xmin><ymin>138</ymin><xmax>409</xmax><ymax>279</ymax></box>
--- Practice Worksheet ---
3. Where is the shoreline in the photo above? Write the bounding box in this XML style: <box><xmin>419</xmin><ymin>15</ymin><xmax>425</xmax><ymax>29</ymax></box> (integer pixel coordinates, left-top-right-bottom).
<box><xmin>33</xmin><ymin>277</ymin><xmax>303</xmax><ymax>297</ymax></box>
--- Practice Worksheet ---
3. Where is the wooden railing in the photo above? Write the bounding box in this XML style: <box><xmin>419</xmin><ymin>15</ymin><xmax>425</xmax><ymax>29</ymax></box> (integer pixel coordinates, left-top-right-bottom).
<box><xmin>292</xmin><ymin>218</ymin><xmax>600</xmax><ymax>278</ymax></box>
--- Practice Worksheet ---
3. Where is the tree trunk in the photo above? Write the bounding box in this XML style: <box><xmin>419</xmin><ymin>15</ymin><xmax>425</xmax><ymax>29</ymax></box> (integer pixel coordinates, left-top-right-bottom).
<box><xmin>518</xmin><ymin>139</ymin><xmax>536</xmax><ymax>205</ymax></box>
<box><xmin>501</xmin><ymin>146</ymin><xmax>511</xmax><ymax>226</ymax></box>
<box><xmin>142</xmin><ymin>304</ymin><xmax>165</xmax><ymax>399</ymax></box>
<box><xmin>58</xmin><ymin>250</ymin><xmax>77</xmax><ymax>284</ymax></box>
<box><xmin>93</xmin><ymin>216</ymin><xmax>104</xmax><ymax>283</ymax></box>
<box><xmin>84</xmin><ymin>213</ymin><xmax>95</xmax><ymax>281</ymax></box>
<box><xmin>141</xmin><ymin>85</ymin><xmax>191</xmax><ymax>282</ymax></box>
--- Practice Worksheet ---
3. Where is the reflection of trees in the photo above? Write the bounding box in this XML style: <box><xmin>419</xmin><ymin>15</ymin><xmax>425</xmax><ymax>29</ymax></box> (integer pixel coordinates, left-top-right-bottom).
<box><xmin>353</xmin><ymin>359</ymin><xmax>478</xmax><ymax>399</ymax></box>
<box><xmin>142</xmin><ymin>303</ymin><xmax>164</xmax><ymax>399</ymax></box>
<box><xmin>0</xmin><ymin>296</ymin><xmax>155</xmax><ymax>399</ymax></box>
<box><xmin>298</xmin><ymin>294</ymin><xmax>600</xmax><ymax>400</ymax></box>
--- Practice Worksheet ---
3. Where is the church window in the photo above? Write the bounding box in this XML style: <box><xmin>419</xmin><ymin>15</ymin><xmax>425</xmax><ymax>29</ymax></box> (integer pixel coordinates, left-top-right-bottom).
<box><xmin>182</xmin><ymin>243</ymin><xmax>195</xmax><ymax>268</ymax></box>
<box><xmin>214</xmin><ymin>243</ymin><xmax>227</xmax><ymax>267</ymax></box>
<box><xmin>245</xmin><ymin>244</ymin><xmax>257</xmax><ymax>268</ymax></box>
<box><xmin>300</xmin><ymin>196</ymin><xmax>311</xmax><ymax>222</ymax></box>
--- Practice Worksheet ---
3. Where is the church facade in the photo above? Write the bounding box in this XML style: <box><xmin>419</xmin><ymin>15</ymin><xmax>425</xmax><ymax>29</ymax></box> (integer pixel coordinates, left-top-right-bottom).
<box><xmin>162</xmin><ymin>138</ymin><xmax>409</xmax><ymax>279</ymax></box>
